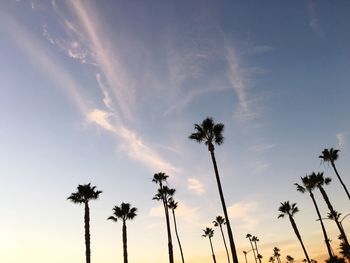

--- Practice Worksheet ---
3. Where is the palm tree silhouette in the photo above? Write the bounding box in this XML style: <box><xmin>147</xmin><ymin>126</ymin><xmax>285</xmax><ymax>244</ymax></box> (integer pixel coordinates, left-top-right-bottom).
<box><xmin>273</xmin><ymin>247</ymin><xmax>281</xmax><ymax>263</ymax></box>
<box><xmin>203</xmin><ymin>227</ymin><xmax>217</xmax><ymax>263</ymax></box>
<box><xmin>251</xmin><ymin>236</ymin><xmax>262</xmax><ymax>263</ymax></box>
<box><xmin>246</xmin><ymin>234</ymin><xmax>257</xmax><ymax>263</ymax></box>
<box><xmin>107</xmin><ymin>202</ymin><xmax>137</xmax><ymax>263</ymax></box>
<box><xmin>213</xmin><ymin>216</ymin><xmax>230</xmax><ymax>263</ymax></box>
<box><xmin>319</xmin><ymin>148</ymin><xmax>350</xmax><ymax>200</ymax></box>
<box><xmin>311</xmin><ymin>172</ymin><xmax>350</xmax><ymax>260</ymax></box>
<box><xmin>168</xmin><ymin>198</ymin><xmax>185</xmax><ymax>263</ymax></box>
<box><xmin>67</xmin><ymin>183</ymin><xmax>102</xmax><ymax>263</ymax></box>
<box><xmin>286</xmin><ymin>255</ymin><xmax>294</xmax><ymax>263</ymax></box>
<box><xmin>152</xmin><ymin>172</ymin><xmax>174</xmax><ymax>263</ymax></box>
<box><xmin>295</xmin><ymin>175</ymin><xmax>333</xmax><ymax>258</ymax></box>
<box><xmin>278</xmin><ymin>201</ymin><xmax>310</xmax><ymax>263</ymax></box>
<box><xmin>189</xmin><ymin>117</ymin><xmax>239</xmax><ymax>263</ymax></box>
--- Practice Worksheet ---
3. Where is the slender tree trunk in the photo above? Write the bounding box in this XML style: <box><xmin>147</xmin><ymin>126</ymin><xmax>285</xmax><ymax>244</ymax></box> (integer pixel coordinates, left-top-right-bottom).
<box><xmin>171</xmin><ymin>209</ymin><xmax>185</xmax><ymax>263</ymax></box>
<box><xmin>160</xmin><ymin>182</ymin><xmax>174</xmax><ymax>263</ymax></box>
<box><xmin>122</xmin><ymin>221</ymin><xmax>128</xmax><ymax>263</ymax></box>
<box><xmin>309</xmin><ymin>192</ymin><xmax>333</xmax><ymax>258</ymax></box>
<box><xmin>84</xmin><ymin>202</ymin><xmax>91</xmax><ymax>263</ymax></box>
<box><xmin>248</xmin><ymin>238</ymin><xmax>257</xmax><ymax>263</ymax></box>
<box><xmin>244</xmin><ymin>253</ymin><xmax>248</xmax><ymax>263</ymax></box>
<box><xmin>209</xmin><ymin>237</ymin><xmax>217</xmax><ymax>263</ymax></box>
<box><xmin>209</xmin><ymin>148</ymin><xmax>239</xmax><ymax>263</ymax></box>
<box><xmin>331</xmin><ymin>162</ymin><xmax>350</xmax><ymax>200</ymax></box>
<box><xmin>254</xmin><ymin>241</ymin><xmax>261</xmax><ymax>263</ymax></box>
<box><xmin>219</xmin><ymin>225</ymin><xmax>230</xmax><ymax>263</ymax></box>
<box><xmin>289</xmin><ymin>215</ymin><xmax>310</xmax><ymax>263</ymax></box>
<box><xmin>318</xmin><ymin>186</ymin><xmax>350</xmax><ymax>261</ymax></box>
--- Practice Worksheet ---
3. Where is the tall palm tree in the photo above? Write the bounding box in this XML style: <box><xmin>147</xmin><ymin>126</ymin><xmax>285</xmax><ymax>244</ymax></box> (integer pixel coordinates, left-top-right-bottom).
<box><xmin>67</xmin><ymin>183</ymin><xmax>102</xmax><ymax>263</ymax></box>
<box><xmin>295</xmin><ymin>175</ymin><xmax>333</xmax><ymax>258</ymax></box>
<box><xmin>311</xmin><ymin>172</ymin><xmax>350</xmax><ymax>261</ymax></box>
<box><xmin>107</xmin><ymin>202</ymin><xmax>137</xmax><ymax>263</ymax></box>
<box><xmin>189</xmin><ymin>117</ymin><xmax>239</xmax><ymax>263</ymax></box>
<box><xmin>213</xmin><ymin>216</ymin><xmax>230</xmax><ymax>263</ymax></box>
<box><xmin>168</xmin><ymin>198</ymin><xmax>185</xmax><ymax>263</ymax></box>
<box><xmin>278</xmin><ymin>201</ymin><xmax>311</xmax><ymax>263</ymax></box>
<box><xmin>319</xmin><ymin>148</ymin><xmax>350</xmax><ymax>200</ymax></box>
<box><xmin>246</xmin><ymin>234</ymin><xmax>257</xmax><ymax>263</ymax></box>
<box><xmin>152</xmin><ymin>172</ymin><xmax>174</xmax><ymax>263</ymax></box>
<box><xmin>203</xmin><ymin>227</ymin><xmax>217</xmax><ymax>263</ymax></box>
<box><xmin>251</xmin><ymin>236</ymin><xmax>262</xmax><ymax>263</ymax></box>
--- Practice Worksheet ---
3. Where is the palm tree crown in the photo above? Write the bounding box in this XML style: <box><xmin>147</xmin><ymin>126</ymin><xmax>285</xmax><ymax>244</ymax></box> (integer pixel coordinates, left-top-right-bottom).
<box><xmin>319</xmin><ymin>148</ymin><xmax>339</xmax><ymax>163</ymax></box>
<box><xmin>213</xmin><ymin>215</ymin><xmax>226</xmax><ymax>227</ymax></box>
<box><xmin>67</xmin><ymin>183</ymin><xmax>102</xmax><ymax>204</ymax></box>
<box><xmin>278</xmin><ymin>201</ymin><xmax>299</xmax><ymax>218</ymax></box>
<box><xmin>108</xmin><ymin>203</ymin><xmax>137</xmax><ymax>222</ymax></box>
<box><xmin>189</xmin><ymin>117</ymin><xmax>224</xmax><ymax>152</ymax></box>
<box><xmin>203</xmin><ymin>227</ymin><xmax>214</xmax><ymax>238</ymax></box>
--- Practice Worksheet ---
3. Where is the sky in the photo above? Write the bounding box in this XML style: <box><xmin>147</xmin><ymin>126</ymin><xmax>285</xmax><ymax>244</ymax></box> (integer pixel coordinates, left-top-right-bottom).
<box><xmin>0</xmin><ymin>0</ymin><xmax>350</xmax><ymax>263</ymax></box>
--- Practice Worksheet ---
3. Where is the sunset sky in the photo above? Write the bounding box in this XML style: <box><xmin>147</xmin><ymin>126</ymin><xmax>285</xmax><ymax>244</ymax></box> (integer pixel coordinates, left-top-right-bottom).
<box><xmin>1</xmin><ymin>1</ymin><xmax>350</xmax><ymax>263</ymax></box>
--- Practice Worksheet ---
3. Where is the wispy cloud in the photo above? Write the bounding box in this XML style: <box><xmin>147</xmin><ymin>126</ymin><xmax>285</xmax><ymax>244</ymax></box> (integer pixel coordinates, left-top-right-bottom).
<box><xmin>228</xmin><ymin>201</ymin><xmax>259</xmax><ymax>230</ymax></box>
<box><xmin>187</xmin><ymin>178</ymin><xmax>205</xmax><ymax>195</ymax></box>
<box><xmin>307</xmin><ymin>0</ymin><xmax>324</xmax><ymax>37</ymax></box>
<box><xmin>2</xmin><ymin>10</ymin><xmax>177</xmax><ymax>175</ymax></box>
<box><xmin>225</xmin><ymin>46</ymin><xmax>257</xmax><ymax>121</ymax></box>
<box><xmin>336</xmin><ymin>132</ymin><xmax>347</xmax><ymax>149</ymax></box>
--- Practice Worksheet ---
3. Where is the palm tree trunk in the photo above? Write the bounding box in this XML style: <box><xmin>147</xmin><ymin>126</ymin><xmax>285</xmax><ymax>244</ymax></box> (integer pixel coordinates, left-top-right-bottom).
<box><xmin>289</xmin><ymin>215</ymin><xmax>310</xmax><ymax>263</ymax></box>
<box><xmin>171</xmin><ymin>209</ymin><xmax>185</xmax><ymax>263</ymax></box>
<box><xmin>163</xmin><ymin>192</ymin><xmax>174</xmax><ymax>263</ymax></box>
<box><xmin>219</xmin><ymin>225</ymin><xmax>230</xmax><ymax>263</ymax></box>
<box><xmin>84</xmin><ymin>202</ymin><xmax>91</xmax><ymax>263</ymax></box>
<box><xmin>309</xmin><ymin>192</ymin><xmax>333</xmax><ymax>258</ymax></box>
<box><xmin>209</xmin><ymin>237</ymin><xmax>217</xmax><ymax>263</ymax></box>
<box><xmin>254</xmin><ymin>241</ymin><xmax>261</xmax><ymax>263</ymax></box>
<box><xmin>318</xmin><ymin>186</ymin><xmax>350</xmax><ymax>260</ymax></box>
<box><xmin>210</xmin><ymin>148</ymin><xmax>239</xmax><ymax>263</ymax></box>
<box><xmin>248</xmin><ymin>238</ymin><xmax>257</xmax><ymax>263</ymax></box>
<box><xmin>331</xmin><ymin>162</ymin><xmax>350</xmax><ymax>200</ymax></box>
<box><xmin>122</xmin><ymin>221</ymin><xmax>128</xmax><ymax>263</ymax></box>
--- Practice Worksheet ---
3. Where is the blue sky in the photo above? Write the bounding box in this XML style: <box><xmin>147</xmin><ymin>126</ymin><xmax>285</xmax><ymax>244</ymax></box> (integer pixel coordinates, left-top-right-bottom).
<box><xmin>0</xmin><ymin>1</ymin><xmax>350</xmax><ymax>263</ymax></box>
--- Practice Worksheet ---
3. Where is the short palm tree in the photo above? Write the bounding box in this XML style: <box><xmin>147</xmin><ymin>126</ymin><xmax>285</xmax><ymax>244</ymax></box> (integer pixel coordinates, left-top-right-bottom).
<box><xmin>168</xmin><ymin>198</ymin><xmax>185</xmax><ymax>263</ymax></box>
<box><xmin>295</xmin><ymin>175</ymin><xmax>333</xmax><ymax>258</ymax></box>
<box><xmin>278</xmin><ymin>201</ymin><xmax>310</xmax><ymax>263</ymax></box>
<box><xmin>189</xmin><ymin>117</ymin><xmax>238</xmax><ymax>263</ymax></box>
<box><xmin>319</xmin><ymin>148</ymin><xmax>350</xmax><ymax>200</ymax></box>
<box><xmin>246</xmin><ymin>233</ymin><xmax>257</xmax><ymax>263</ymax></box>
<box><xmin>152</xmin><ymin>172</ymin><xmax>174</xmax><ymax>263</ymax></box>
<box><xmin>203</xmin><ymin>227</ymin><xmax>217</xmax><ymax>263</ymax></box>
<box><xmin>311</xmin><ymin>172</ymin><xmax>350</xmax><ymax>261</ymax></box>
<box><xmin>67</xmin><ymin>183</ymin><xmax>102</xmax><ymax>263</ymax></box>
<box><xmin>273</xmin><ymin>247</ymin><xmax>281</xmax><ymax>263</ymax></box>
<box><xmin>107</xmin><ymin>202</ymin><xmax>137</xmax><ymax>263</ymax></box>
<box><xmin>286</xmin><ymin>255</ymin><xmax>294</xmax><ymax>263</ymax></box>
<box><xmin>213</xmin><ymin>216</ymin><xmax>230</xmax><ymax>263</ymax></box>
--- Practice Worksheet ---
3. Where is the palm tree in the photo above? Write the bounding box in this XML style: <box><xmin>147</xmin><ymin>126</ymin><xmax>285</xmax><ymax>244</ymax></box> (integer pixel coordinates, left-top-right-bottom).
<box><xmin>311</xmin><ymin>172</ymin><xmax>350</xmax><ymax>261</ymax></box>
<box><xmin>286</xmin><ymin>255</ymin><xmax>294</xmax><ymax>263</ymax></box>
<box><xmin>203</xmin><ymin>227</ymin><xmax>217</xmax><ymax>263</ymax></box>
<box><xmin>273</xmin><ymin>247</ymin><xmax>281</xmax><ymax>263</ymax></box>
<box><xmin>189</xmin><ymin>117</ymin><xmax>239</xmax><ymax>263</ymax></box>
<box><xmin>213</xmin><ymin>216</ymin><xmax>230</xmax><ymax>263</ymax></box>
<box><xmin>269</xmin><ymin>256</ymin><xmax>275</xmax><ymax>263</ymax></box>
<box><xmin>319</xmin><ymin>148</ymin><xmax>350</xmax><ymax>200</ymax></box>
<box><xmin>246</xmin><ymin>234</ymin><xmax>257</xmax><ymax>263</ymax></box>
<box><xmin>107</xmin><ymin>202</ymin><xmax>137</xmax><ymax>263</ymax></box>
<box><xmin>168</xmin><ymin>198</ymin><xmax>185</xmax><ymax>263</ymax></box>
<box><xmin>152</xmin><ymin>172</ymin><xmax>174</xmax><ymax>263</ymax></box>
<box><xmin>278</xmin><ymin>201</ymin><xmax>311</xmax><ymax>263</ymax></box>
<box><xmin>67</xmin><ymin>183</ymin><xmax>102</xmax><ymax>263</ymax></box>
<box><xmin>243</xmin><ymin>251</ymin><xmax>248</xmax><ymax>263</ymax></box>
<box><xmin>251</xmin><ymin>236</ymin><xmax>262</xmax><ymax>263</ymax></box>
<box><xmin>295</xmin><ymin>175</ymin><xmax>333</xmax><ymax>258</ymax></box>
